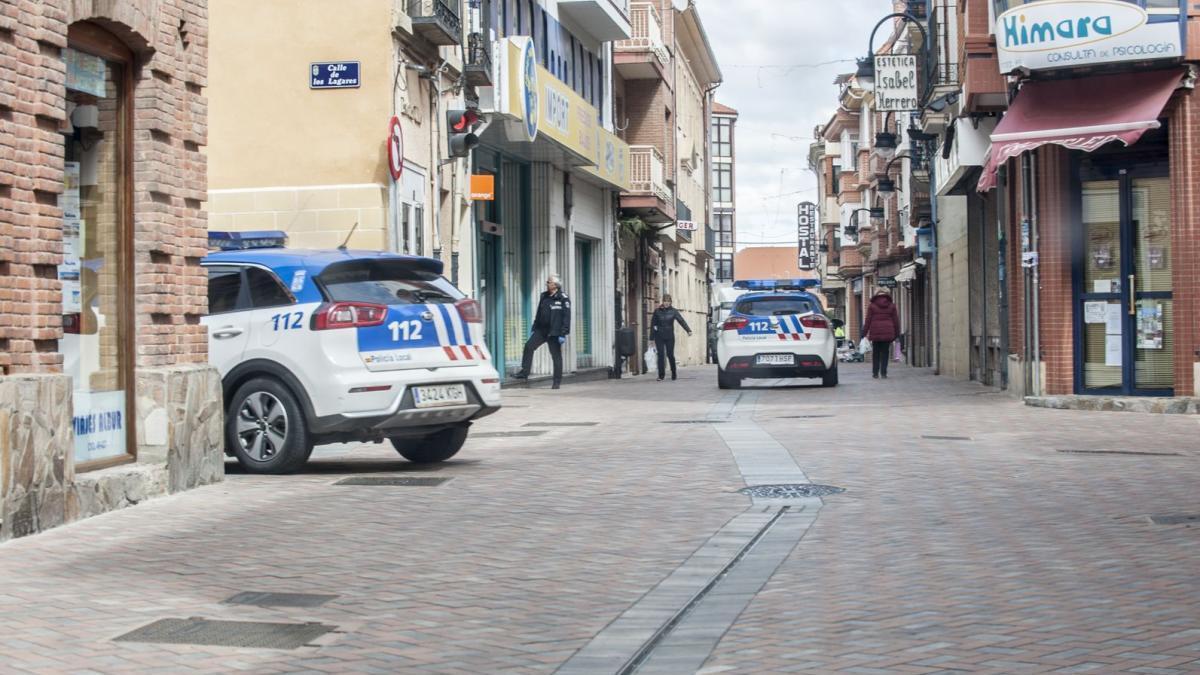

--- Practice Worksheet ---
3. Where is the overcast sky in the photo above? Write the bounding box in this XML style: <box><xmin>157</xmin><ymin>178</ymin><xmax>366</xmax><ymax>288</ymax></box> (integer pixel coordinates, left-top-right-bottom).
<box><xmin>696</xmin><ymin>0</ymin><xmax>883</xmax><ymax>248</ymax></box>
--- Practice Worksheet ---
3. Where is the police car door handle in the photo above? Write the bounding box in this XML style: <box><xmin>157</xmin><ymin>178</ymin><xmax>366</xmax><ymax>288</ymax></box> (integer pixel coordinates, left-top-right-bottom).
<box><xmin>212</xmin><ymin>327</ymin><xmax>244</xmax><ymax>339</ymax></box>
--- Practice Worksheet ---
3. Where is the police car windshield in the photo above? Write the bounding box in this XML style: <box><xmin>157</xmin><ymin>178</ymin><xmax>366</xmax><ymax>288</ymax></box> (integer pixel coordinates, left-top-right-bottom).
<box><xmin>318</xmin><ymin>260</ymin><xmax>463</xmax><ymax>305</ymax></box>
<box><xmin>735</xmin><ymin>296</ymin><xmax>817</xmax><ymax>317</ymax></box>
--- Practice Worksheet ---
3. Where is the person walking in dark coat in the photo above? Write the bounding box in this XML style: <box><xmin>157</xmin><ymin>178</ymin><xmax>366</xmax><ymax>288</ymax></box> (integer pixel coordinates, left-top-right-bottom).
<box><xmin>862</xmin><ymin>289</ymin><xmax>901</xmax><ymax>379</ymax></box>
<box><xmin>512</xmin><ymin>274</ymin><xmax>570</xmax><ymax>389</ymax></box>
<box><xmin>651</xmin><ymin>294</ymin><xmax>692</xmax><ymax>381</ymax></box>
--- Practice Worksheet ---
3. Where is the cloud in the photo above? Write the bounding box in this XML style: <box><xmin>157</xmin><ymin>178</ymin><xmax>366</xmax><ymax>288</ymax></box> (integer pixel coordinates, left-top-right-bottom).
<box><xmin>696</xmin><ymin>0</ymin><xmax>882</xmax><ymax>247</ymax></box>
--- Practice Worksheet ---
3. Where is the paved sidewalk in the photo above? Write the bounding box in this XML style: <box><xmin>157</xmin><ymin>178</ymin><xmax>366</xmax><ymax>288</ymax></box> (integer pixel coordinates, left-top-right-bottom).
<box><xmin>1</xmin><ymin>363</ymin><xmax>1198</xmax><ymax>673</ymax></box>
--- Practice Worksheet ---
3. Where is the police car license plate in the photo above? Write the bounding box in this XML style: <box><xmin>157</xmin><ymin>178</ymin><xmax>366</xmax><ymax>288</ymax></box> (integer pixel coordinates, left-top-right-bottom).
<box><xmin>413</xmin><ymin>383</ymin><xmax>468</xmax><ymax>408</ymax></box>
<box><xmin>756</xmin><ymin>354</ymin><xmax>795</xmax><ymax>366</ymax></box>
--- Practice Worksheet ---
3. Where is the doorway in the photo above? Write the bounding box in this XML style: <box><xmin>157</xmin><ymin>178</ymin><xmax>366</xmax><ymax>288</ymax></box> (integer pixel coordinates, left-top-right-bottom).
<box><xmin>1075</xmin><ymin>161</ymin><xmax>1173</xmax><ymax>395</ymax></box>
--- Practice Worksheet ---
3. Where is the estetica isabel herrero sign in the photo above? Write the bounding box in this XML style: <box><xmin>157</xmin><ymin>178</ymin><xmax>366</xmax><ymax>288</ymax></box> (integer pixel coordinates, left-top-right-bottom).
<box><xmin>995</xmin><ymin>0</ymin><xmax>1184</xmax><ymax>73</ymax></box>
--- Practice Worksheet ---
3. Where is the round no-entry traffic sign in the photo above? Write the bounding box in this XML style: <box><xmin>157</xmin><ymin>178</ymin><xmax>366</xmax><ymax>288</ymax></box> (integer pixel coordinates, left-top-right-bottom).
<box><xmin>387</xmin><ymin>116</ymin><xmax>404</xmax><ymax>181</ymax></box>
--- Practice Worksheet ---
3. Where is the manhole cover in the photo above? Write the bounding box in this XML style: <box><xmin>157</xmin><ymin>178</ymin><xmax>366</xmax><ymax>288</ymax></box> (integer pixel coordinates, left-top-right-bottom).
<box><xmin>223</xmin><ymin>592</ymin><xmax>338</xmax><ymax>608</ymax></box>
<box><xmin>333</xmin><ymin>476</ymin><xmax>450</xmax><ymax>486</ymax></box>
<box><xmin>1059</xmin><ymin>449</ymin><xmax>1182</xmax><ymax>457</ymax></box>
<box><xmin>660</xmin><ymin>420</ymin><xmax>728</xmax><ymax>424</ymax></box>
<box><xmin>114</xmin><ymin>618</ymin><xmax>335</xmax><ymax>649</ymax></box>
<box><xmin>922</xmin><ymin>435</ymin><xmax>972</xmax><ymax>441</ymax></box>
<box><xmin>523</xmin><ymin>422</ymin><xmax>598</xmax><ymax>427</ymax></box>
<box><xmin>473</xmin><ymin>430</ymin><xmax>548</xmax><ymax>438</ymax></box>
<box><xmin>1149</xmin><ymin>514</ymin><xmax>1200</xmax><ymax>525</ymax></box>
<box><xmin>739</xmin><ymin>484</ymin><xmax>845</xmax><ymax>499</ymax></box>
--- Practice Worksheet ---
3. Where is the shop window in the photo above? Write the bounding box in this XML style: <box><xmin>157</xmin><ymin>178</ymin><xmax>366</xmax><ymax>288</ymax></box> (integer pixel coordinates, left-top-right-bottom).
<box><xmin>60</xmin><ymin>24</ymin><xmax>134</xmax><ymax>468</ymax></box>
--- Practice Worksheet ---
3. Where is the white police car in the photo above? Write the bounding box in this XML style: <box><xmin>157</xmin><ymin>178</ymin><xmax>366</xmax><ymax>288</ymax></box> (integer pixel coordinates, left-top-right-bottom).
<box><xmin>715</xmin><ymin>279</ymin><xmax>838</xmax><ymax>389</ymax></box>
<box><xmin>202</xmin><ymin>231</ymin><xmax>501</xmax><ymax>473</ymax></box>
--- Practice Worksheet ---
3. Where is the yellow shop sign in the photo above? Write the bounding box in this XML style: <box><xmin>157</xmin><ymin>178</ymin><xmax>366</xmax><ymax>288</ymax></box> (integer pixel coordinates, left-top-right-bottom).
<box><xmin>500</xmin><ymin>37</ymin><xmax>630</xmax><ymax>191</ymax></box>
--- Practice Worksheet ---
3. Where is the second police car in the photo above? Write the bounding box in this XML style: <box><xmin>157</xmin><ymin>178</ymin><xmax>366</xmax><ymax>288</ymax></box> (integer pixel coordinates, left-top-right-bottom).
<box><xmin>202</xmin><ymin>232</ymin><xmax>501</xmax><ymax>474</ymax></box>
<box><xmin>715</xmin><ymin>279</ymin><xmax>838</xmax><ymax>389</ymax></box>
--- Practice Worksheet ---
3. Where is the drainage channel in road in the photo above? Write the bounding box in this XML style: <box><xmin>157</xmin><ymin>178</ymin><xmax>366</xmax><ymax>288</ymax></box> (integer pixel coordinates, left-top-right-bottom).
<box><xmin>557</xmin><ymin>391</ymin><xmax>832</xmax><ymax>675</ymax></box>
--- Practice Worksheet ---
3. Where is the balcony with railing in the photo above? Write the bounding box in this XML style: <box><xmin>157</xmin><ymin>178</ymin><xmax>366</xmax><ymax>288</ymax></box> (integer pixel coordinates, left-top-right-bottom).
<box><xmin>408</xmin><ymin>0</ymin><xmax>461</xmax><ymax>46</ymax></box>
<box><xmin>919</xmin><ymin>0</ymin><xmax>961</xmax><ymax>133</ymax></box>
<box><xmin>621</xmin><ymin>145</ymin><xmax>675</xmax><ymax>223</ymax></box>
<box><xmin>614</xmin><ymin>2</ymin><xmax>669</xmax><ymax>80</ymax></box>
<box><xmin>464</xmin><ymin>31</ymin><xmax>492</xmax><ymax>87</ymax></box>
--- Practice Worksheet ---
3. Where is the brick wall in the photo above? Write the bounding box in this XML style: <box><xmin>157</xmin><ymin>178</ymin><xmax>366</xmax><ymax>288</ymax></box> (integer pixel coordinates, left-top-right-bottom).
<box><xmin>1168</xmin><ymin>93</ymin><xmax>1198</xmax><ymax>396</ymax></box>
<box><xmin>0</xmin><ymin>0</ymin><xmax>208</xmax><ymax>376</ymax></box>
<box><xmin>1036</xmin><ymin>146</ymin><xmax>1074</xmax><ymax>395</ymax></box>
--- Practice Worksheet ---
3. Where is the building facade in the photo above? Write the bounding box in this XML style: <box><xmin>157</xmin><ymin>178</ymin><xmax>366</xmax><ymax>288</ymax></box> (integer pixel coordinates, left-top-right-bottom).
<box><xmin>826</xmin><ymin>0</ymin><xmax>1200</xmax><ymax>400</ymax></box>
<box><xmin>611</xmin><ymin>0</ymin><xmax>719</xmax><ymax>374</ymax></box>
<box><xmin>0</xmin><ymin>0</ymin><xmax>222</xmax><ymax>541</ymax></box>
<box><xmin>207</xmin><ymin>0</ymin><xmax>632</xmax><ymax>382</ymax></box>
<box><xmin>472</xmin><ymin>0</ymin><xmax>632</xmax><ymax>378</ymax></box>
<box><xmin>711</xmin><ymin>101</ymin><xmax>737</xmax><ymax>282</ymax></box>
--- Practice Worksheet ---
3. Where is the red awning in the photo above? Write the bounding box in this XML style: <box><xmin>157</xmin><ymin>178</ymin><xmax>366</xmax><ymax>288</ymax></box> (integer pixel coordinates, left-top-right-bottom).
<box><xmin>977</xmin><ymin>69</ymin><xmax>1184</xmax><ymax>192</ymax></box>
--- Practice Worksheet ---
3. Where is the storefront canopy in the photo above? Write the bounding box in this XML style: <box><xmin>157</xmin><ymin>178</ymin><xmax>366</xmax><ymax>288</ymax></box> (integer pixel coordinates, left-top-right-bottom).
<box><xmin>978</xmin><ymin>69</ymin><xmax>1184</xmax><ymax>192</ymax></box>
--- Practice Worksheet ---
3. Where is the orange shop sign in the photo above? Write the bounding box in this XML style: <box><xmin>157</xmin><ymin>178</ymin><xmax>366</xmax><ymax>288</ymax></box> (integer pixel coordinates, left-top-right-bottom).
<box><xmin>470</xmin><ymin>174</ymin><xmax>495</xmax><ymax>201</ymax></box>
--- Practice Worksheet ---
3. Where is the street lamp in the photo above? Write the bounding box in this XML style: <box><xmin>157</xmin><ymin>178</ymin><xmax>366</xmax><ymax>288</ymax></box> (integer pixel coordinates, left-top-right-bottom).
<box><xmin>875</xmin><ymin>153</ymin><xmax>910</xmax><ymax>194</ymax></box>
<box><xmin>855</xmin><ymin>12</ymin><xmax>929</xmax><ymax>90</ymax></box>
<box><xmin>874</xmin><ymin>112</ymin><xmax>897</xmax><ymax>161</ymax></box>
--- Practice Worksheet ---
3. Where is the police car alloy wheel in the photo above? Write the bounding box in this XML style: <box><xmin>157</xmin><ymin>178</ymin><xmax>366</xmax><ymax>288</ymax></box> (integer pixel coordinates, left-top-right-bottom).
<box><xmin>390</xmin><ymin>424</ymin><xmax>469</xmax><ymax>464</ymax></box>
<box><xmin>227</xmin><ymin>377</ymin><xmax>312</xmax><ymax>474</ymax></box>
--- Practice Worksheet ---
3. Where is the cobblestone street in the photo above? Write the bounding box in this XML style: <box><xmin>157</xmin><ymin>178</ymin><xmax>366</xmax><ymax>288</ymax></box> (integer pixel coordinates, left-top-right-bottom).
<box><xmin>2</xmin><ymin>364</ymin><xmax>1199</xmax><ymax>674</ymax></box>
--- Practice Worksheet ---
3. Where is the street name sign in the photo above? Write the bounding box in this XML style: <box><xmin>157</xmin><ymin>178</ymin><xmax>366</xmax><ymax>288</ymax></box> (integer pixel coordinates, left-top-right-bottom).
<box><xmin>310</xmin><ymin>61</ymin><xmax>361</xmax><ymax>89</ymax></box>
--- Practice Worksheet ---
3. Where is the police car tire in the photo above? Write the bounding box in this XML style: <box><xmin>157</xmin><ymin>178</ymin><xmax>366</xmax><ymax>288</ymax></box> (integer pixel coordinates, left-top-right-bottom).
<box><xmin>391</xmin><ymin>424</ymin><xmax>469</xmax><ymax>464</ymax></box>
<box><xmin>821</xmin><ymin>362</ymin><xmax>839</xmax><ymax>388</ymax></box>
<box><xmin>717</xmin><ymin>368</ymin><xmax>740</xmax><ymax>390</ymax></box>
<box><xmin>227</xmin><ymin>377</ymin><xmax>312</xmax><ymax>474</ymax></box>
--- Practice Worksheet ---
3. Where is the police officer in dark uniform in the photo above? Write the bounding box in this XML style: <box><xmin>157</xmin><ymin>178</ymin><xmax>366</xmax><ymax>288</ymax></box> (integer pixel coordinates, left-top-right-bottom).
<box><xmin>512</xmin><ymin>274</ymin><xmax>571</xmax><ymax>389</ymax></box>
<box><xmin>651</xmin><ymin>293</ymin><xmax>692</xmax><ymax>381</ymax></box>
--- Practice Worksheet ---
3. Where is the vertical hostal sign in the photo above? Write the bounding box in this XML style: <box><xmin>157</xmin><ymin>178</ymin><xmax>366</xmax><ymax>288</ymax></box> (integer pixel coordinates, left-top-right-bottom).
<box><xmin>797</xmin><ymin>201</ymin><xmax>817</xmax><ymax>270</ymax></box>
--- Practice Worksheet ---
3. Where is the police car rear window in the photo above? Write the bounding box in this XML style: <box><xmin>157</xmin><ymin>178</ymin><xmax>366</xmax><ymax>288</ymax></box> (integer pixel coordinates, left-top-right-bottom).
<box><xmin>317</xmin><ymin>260</ymin><xmax>463</xmax><ymax>305</ymax></box>
<box><xmin>735</xmin><ymin>296</ymin><xmax>817</xmax><ymax>317</ymax></box>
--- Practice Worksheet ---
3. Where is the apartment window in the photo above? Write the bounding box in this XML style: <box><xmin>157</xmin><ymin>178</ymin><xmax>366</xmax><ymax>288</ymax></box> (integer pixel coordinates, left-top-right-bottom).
<box><xmin>711</xmin><ymin>118</ymin><xmax>732</xmax><ymax>158</ymax></box>
<box><xmin>715</xmin><ymin>211</ymin><xmax>734</xmax><ymax>247</ymax></box>
<box><xmin>712</xmin><ymin>164</ymin><xmax>733</xmax><ymax>204</ymax></box>
<box><xmin>831</xmin><ymin>163</ymin><xmax>841</xmax><ymax>194</ymax></box>
<box><xmin>716</xmin><ymin>254</ymin><xmax>733</xmax><ymax>282</ymax></box>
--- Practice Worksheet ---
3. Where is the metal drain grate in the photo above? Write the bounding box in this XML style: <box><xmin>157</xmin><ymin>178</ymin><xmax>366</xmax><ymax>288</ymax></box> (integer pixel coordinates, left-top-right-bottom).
<box><xmin>523</xmin><ymin>422</ymin><xmax>599</xmax><ymax>427</ymax></box>
<box><xmin>660</xmin><ymin>420</ymin><xmax>728</xmax><ymax>424</ymax></box>
<box><xmin>223</xmin><ymin>592</ymin><xmax>338</xmax><ymax>608</ymax></box>
<box><xmin>1059</xmin><ymin>449</ymin><xmax>1182</xmax><ymax>457</ymax></box>
<box><xmin>1149</xmin><ymin>514</ymin><xmax>1200</xmax><ymax>525</ymax></box>
<box><xmin>739</xmin><ymin>484</ymin><xmax>845</xmax><ymax>499</ymax></box>
<box><xmin>923</xmin><ymin>435</ymin><xmax>972</xmax><ymax>441</ymax></box>
<box><xmin>473</xmin><ymin>430</ymin><xmax>548</xmax><ymax>438</ymax></box>
<box><xmin>114</xmin><ymin>618</ymin><xmax>335</xmax><ymax>649</ymax></box>
<box><xmin>333</xmin><ymin>476</ymin><xmax>451</xmax><ymax>486</ymax></box>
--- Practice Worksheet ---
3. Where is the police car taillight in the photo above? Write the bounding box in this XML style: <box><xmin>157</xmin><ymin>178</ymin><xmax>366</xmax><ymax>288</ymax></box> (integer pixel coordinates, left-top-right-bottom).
<box><xmin>312</xmin><ymin>302</ymin><xmax>387</xmax><ymax>330</ymax></box>
<box><xmin>799</xmin><ymin>314</ymin><xmax>829</xmax><ymax>329</ymax></box>
<box><xmin>455</xmin><ymin>298</ymin><xmax>483</xmax><ymax>323</ymax></box>
<box><xmin>722</xmin><ymin>316</ymin><xmax>748</xmax><ymax>331</ymax></box>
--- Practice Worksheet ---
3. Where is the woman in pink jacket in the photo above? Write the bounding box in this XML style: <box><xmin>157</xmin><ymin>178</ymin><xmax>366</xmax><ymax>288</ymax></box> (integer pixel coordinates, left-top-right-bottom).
<box><xmin>862</xmin><ymin>289</ymin><xmax>900</xmax><ymax>379</ymax></box>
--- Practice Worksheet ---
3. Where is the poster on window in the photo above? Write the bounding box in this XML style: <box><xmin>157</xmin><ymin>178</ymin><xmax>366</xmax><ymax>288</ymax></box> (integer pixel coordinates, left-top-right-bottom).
<box><xmin>65</xmin><ymin>48</ymin><xmax>107</xmax><ymax>98</ymax></box>
<box><xmin>1137</xmin><ymin>303</ymin><xmax>1164</xmax><ymax>350</ymax></box>
<box><xmin>72</xmin><ymin>389</ymin><xmax>127</xmax><ymax>463</ymax></box>
<box><xmin>59</xmin><ymin>162</ymin><xmax>83</xmax><ymax>313</ymax></box>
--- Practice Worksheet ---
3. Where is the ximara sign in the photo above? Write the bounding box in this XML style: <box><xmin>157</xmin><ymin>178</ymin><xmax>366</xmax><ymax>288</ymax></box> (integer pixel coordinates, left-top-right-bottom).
<box><xmin>995</xmin><ymin>0</ymin><xmax>1183</xmax><ymax>73</ymax></box>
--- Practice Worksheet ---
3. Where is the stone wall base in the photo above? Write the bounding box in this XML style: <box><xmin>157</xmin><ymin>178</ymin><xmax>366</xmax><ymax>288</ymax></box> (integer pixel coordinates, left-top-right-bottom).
<box><xmin>0</xmin><ymin>365</ymin><xmax>224</xmax><ymax>542</ymax></box>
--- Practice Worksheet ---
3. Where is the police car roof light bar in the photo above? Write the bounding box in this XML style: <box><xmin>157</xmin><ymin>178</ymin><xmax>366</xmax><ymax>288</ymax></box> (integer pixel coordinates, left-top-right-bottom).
<box><xmin>732</xmin><ymin>278</ymin><xmax>821</xmax><ymax>291</ymax></box>
<box><xmin>208</xmin><ymin>230</ymin><xmax>289</xmax><ymax>251</ymax></box>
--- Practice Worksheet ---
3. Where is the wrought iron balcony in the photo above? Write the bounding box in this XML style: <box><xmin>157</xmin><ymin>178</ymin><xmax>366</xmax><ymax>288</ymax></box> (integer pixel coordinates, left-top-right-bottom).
<box><xmin>464</xmin><ymin>32</ymin><xmax>492</xmax><ymax>87</ymax></box>
<box><xmin>408</xmin><ymin>0</ymin><xmax>461</xmax><ymax>46</ymax></box>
